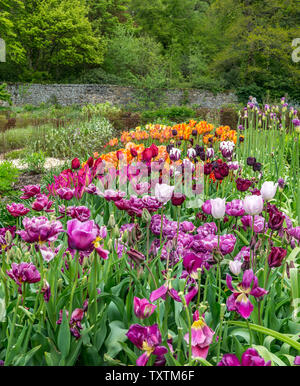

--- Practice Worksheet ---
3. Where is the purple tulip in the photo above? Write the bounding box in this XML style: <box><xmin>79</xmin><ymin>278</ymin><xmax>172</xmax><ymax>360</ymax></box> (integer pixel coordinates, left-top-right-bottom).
<box><xmin>226</xmin><ymin>200</ymin><xmax>245</xmax><ymax>217</ymax></box>
<box><xmin>32</xmin><ymin>194</ymin><xmax>54</xmax><ymax>213</ymax></box>
<box><xmin>20</xmin><ymin>185</ymin><xmax>41</xmax><ymax>199</ymax></box>
<box><xmin>218</xmin><ymin>348</ymin><xmax>271</xmax><ymax>366</ymax></box>
<box><xmin>7</xmin><ymin>262</ymin><xmax>41</xmax><ymax>293</ymax></box>
<box><xmin>133</xmin><ymin>297</ymin><xmax>157</xmax><ymax>319</ymax></box>
<box><xmin>179</xmin><ymin>221</ymin><xmax>195</xmax><ymax>233</ymax></box>
<box><xmin>56</xmin><ymin>187</ymin><xmax>75</xmax><ymax>200</ymax></box>
<box><xmin>57</xmin><ymin>308</ymin><xmax>85</xmax><ymax>339</ymax></box>
<box><xmin>202</xmin><ymin>200</ymin><xmax>212</xmax><ymax>215</ymax></box>
<box><xmin>69</xmin><ymin>206</ymin><xmax>91</xmax><ymax>222</ymax></box>
<box><xmin>99</xmin><ymin>189</ymin><xmax>126</xmax><ymax>202</ymax></box>
<box><xmin>17</xmin><ymin>217</ymin><xmax>63</xmax><ymax>243</ymax></box>
<box><xmin>126</xmin><ymin>324</ymin><xmax>168</xmax><ymax>366</ymax></box>
<box><xmin>241</xmin><ymin>215</ymin><xmax>265</xmax><ymax>233</ymax></box>
<box><xmin>196</xmin><ymin>222</ymin><xmax>217</xmax><ymax>238</ymax></box>
<box><xmin>67</xmin><ymin>219</ymin><xmax>98</xmax><ymax>251</ymax></box>
<box><xmin>7</xmin><ymin>203</ymin><xmax>30</xmax><ymax>217</ymax></box>
<box><xmin>226</xmin><ymin>270</ymin><xmax>268</xmax><ymax>319</ymax></box>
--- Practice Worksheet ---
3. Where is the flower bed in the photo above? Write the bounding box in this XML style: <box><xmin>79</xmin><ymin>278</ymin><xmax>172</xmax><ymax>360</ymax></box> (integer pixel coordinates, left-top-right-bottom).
<box><xmin>0</xmin><ymin>100</ymin><xmax>300</xmax><ymax>367</ymax></box>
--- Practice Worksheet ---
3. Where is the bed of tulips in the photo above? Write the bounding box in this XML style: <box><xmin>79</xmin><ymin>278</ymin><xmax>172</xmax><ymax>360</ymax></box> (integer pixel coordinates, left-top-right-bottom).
<box><xmin>0</xmin><ymin>99</ymin><xmax>300</xmax><ymax>367</ymax></box>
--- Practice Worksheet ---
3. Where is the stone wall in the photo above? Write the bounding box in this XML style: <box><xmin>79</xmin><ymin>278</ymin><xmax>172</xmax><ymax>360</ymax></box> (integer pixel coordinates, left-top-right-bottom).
<box><xmin>6</xmin><ymin>83</ymin><xmax>238</xmax><ymax>108</ymax></box>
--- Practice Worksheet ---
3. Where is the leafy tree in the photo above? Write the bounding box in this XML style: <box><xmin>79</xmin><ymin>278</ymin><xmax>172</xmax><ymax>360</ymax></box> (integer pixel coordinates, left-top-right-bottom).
<box><xmin>5</xmin><ymin>0</ymin><xmax>105</xmax><ymax>80</ymax></box>
<box><xmin>88</xmin><ymin>0</ymin><xmax>134</xmax><ymax>36</ymax></box>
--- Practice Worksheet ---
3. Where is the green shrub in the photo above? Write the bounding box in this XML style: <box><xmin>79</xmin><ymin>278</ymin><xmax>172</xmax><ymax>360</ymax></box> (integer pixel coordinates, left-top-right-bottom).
<box><xmin>20</xmin><ymin>151</ymin><xmax>46</xmax><ymax>174</ymax></box>
<box><xmin>141</xmin><ymin>106</ymin><xmax>196</xmax><ymax>123</ymax></box>
<box><xmin>0</xmin><ymin>161</ymin><xmax>20</xmax><ymax>195</ymax></box>
<box><xmin>29</xmin><ymin>117</ymin><xmax>114</xmax><ymax>159</ymax></box>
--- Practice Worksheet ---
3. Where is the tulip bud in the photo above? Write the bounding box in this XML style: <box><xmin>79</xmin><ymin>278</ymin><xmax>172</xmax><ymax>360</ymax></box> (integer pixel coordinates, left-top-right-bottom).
<box><xmin>121</xmin><ymin>229</ymin><xmax>129</xmax><ymax>244</ymax></box>
<box><xmin>57</xmin><ymin>278</ymin><xmax>63</xmax><ymax>292</ymax></box>
<box><xmin>107</xmin><ymin>214</ymin><xmax>116</xmax><ymax>229</ymax></box>
<box><xmin>141</xmin><ymin>208</ymin><xmax>152</xmax><ymax>224</ymax></box>
<box><xmin>112</xmin><ymin>225</ymin><xmax>120</xmax><ymax>239</ymax></box>
<box><xmin>4</xmin><ymin>231</ymin><xmax>12</xmax><ymax>245</ymax></box>
<box><xmin>229</xmin><ymin>260</ymin><xmax>243</xmax><ymax>275</ymax></box>
<box><xmin>107</xmin><ymin>239</ymin><xmax>114</xmax><ymax>252</ymax></box>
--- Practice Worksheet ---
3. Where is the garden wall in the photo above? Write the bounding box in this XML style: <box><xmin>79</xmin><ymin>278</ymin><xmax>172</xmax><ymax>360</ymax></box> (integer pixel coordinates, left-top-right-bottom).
<box><xmin>6</xmin><ymin>84</ymin><xmax>238</xmax><ymax>108</ymax></box>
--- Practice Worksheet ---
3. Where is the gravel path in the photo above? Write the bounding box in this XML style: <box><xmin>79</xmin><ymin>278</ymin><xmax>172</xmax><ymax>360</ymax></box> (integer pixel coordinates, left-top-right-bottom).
<box><xmin>0</xmin><ymin>157</ymin><xmax>68</xmax><ymax>170</ymax></box>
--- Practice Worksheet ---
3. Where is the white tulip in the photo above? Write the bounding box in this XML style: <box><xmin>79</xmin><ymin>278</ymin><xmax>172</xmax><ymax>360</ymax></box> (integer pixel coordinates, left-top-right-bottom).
<box><xmin>210</xmin><ymin>198</ymin><xmax>226</xmax><ymax>219</ymax></box>
<box><xmin>154</xmin><ymin>183</ymin><xmax>175</xmax><ymax>204</ymax></box>
<box><xmin>260</xmin><ymin>181</ymin><xmax>278</xmax><ymax>201</ymax></box>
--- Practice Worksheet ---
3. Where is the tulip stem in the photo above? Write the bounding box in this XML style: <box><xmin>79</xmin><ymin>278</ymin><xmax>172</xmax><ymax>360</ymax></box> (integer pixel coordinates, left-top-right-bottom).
<box><xmin>160</xmin><ymin>206</ymin><xmax>164</xmax><ymax>245</ymax></box>
<box><xmin>69</xmin><ymin>251</ymin><xmax>79</xmax><ymax>318</ymax></box>
<box><xmin>5</xmin><ymin>293</ymin><xmax>22</xmax><ymax>365</ymax></box>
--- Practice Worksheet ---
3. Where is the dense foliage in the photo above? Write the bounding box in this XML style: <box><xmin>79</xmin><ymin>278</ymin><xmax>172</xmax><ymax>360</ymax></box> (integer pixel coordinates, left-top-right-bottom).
<box><xmin>0</xmin><ymin>0</ymin><xmax>299</xmax><ymax>102</ymax></box>
<box><xmin>0</xmin><ymin>101</ymin><xmax>299</xmax><ymax>366</ymax></box>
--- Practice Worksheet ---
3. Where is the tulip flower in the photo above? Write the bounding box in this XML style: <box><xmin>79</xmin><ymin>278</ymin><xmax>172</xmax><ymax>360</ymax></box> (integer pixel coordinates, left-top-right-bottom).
<box><xmin>226</xmin><ymin>199</ymin><xmax>245</xmax><ymax>217</ymax></box>
<box><xmin>71</xmin><ymin>158</ymin><xmax>81</xmax><ymax>170</ymax></box>
<box><xmin>243</xmin><ymin>195</ymin><xmax>264</xmax><ymax>215</ymax></box>
<box><xmin>261</xmin><ymin>181</ymin><xmax>278</xmax><ymax>201</ymax></box>
<box><xmin>57</xmin><ymin>308</ymin><xmax>85</xmax><ymax>339</ymax></box>
<box><xmin>154</xmin><ymin>183</ymin><xmax>175</xmax><ymax>204</ymax></box>
<box><xmin>236</xmin><ymin>178</ymin><xmax>252</xmax><ymax>192</ymax></box>
<box><xmin>32</xmin><ymin>194</ymin><xmax>54</xmax><ymax>213</ymax></box>
<box><xmin>229</xmin><ymin>260</ymin><xmax>243</xmax><ymax>275</ymax></box>
<box><xmin>268</xmin><ymin>247</ymin><xmax>287</xmax><ymax>268</ymax></box>
<box><xmin>226</xmin><ymin>270</ymin><xmax>268</xmax><ymax>319</ymax></box>
<box><xmin>184</xmin><ymin>312</ymin><xmax>214</xmax><ymax>359</ymax></box>
<box><xmin>169</xmin><ymin>147</ymin><xmax>181</xmax><ymax>161</ymax></box>
<box><xmin>210</xmin><ymin>198</ymin><xmax>226</xmax><ymax>219</ymax></box>
<box><xmin>171</xmin><ymin>192</ymin><xmax>186</xmax><ymax>206</ymax></box>
<box><xmin>133</xmin><ymin>297</ymin><xmax>157</xmax><ymax>319</ymax></box>
<box><xmin>126</xmin><ymin>324</ymin><xmax>168</xmax><ymax>366</ymax></box>
<box><xmin>241</xmin><ymin>215</ymin><xmax>265</xmax><ymax>233</ymax></box>
<box><xmin>67</xmin><ymin>219</ymin><xmax>98</xmax><ymax>251</ymax></box>
<box><xmin>202</xmin><ymin>200</ymin><xmax>212</xmax><ymax>215</ymax></box>
<box><xmin>6</xmin><ymin>203</ymin><xmax>30</xmax><ymax>217</ymax></box>
<box><xmin>17</xmin><ymin>217</ymin><xmax>63</xmax><ymax>244</ymax></box>
<box><xmin>7</xmin><ymin>262</ymin><xmax>41</xmax><ymax>293</ymax></box>
<box><xmin>218</xmin><ymin>348</ymin><xmax>271</xmax><ymax>366</ymax></box>
<box><xmin>56</xmin><ymin>187</ymin><xmax>75</xmax><ymax>200</ymax></box>
<box><xmin>20</xmin><ymin>185</ymin><xmax>41</xmax><ymax>199</ymax></box>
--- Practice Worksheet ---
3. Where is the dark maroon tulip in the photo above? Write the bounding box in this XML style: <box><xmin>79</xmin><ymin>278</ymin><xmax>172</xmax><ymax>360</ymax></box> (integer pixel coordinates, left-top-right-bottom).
<box><xmin>236</xmin><ymin>178</ymin><xmax>252</xmax><ymax>192</ymax></box>
<box><xmin>214</xmin><ymin>163</ymin><xmax>229</xmax><ymax>180</ymax></box>
<box><xmin>130</xmin><ymin>147</ymin><xmax>138</xmax><ymax>157</ymax></box>
<box><xmin>71</xmin><ymin>158</ymin><xmax>81</xmax><ymax>170</ymax></box>
<box><xmin>253</xmin><ymin>162</ymin><xmax>262</xmax><ymax>172</ymax></box>
<box><xmin>172</xmin><ymin>129</ymin><xmax>178</xmax><ymax>136</ymax></box>
<box><xmin>171</xmin><ymin>193</ymin><xmax>186</xmax><ymax>206</ymax></box>
<box><xmin>268</xmin><ymin>204</ymin><xmax>285</xmax><ymax>231</ymax></box>
<box><xmin>268</xmin><ymin>247</ymin><xmax>287</xmax><ymax>268</ymax></box>
<box><xmin>87</xmin><ymin>157</ymin><xmax>94</xmax><ymax>167</ymax></box>
<box><xmin>247</xmin><ymin>157</ymin><xmax>256</xmax><ymax>166</ymax></box>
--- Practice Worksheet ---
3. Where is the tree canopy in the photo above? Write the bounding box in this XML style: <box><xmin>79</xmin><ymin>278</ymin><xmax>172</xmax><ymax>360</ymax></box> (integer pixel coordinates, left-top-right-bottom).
<box><xmin>0</xmin><ymin>0</ymin><xmax>299</xmax><ymax>102</ymax></box>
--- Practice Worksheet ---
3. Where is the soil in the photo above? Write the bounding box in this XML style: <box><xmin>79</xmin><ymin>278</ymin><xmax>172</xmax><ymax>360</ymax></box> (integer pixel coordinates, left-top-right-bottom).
<box><xmin>12</xmin><ymin>171</ymin><xmax>44</xmax><ymax>192</ymax></box>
